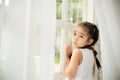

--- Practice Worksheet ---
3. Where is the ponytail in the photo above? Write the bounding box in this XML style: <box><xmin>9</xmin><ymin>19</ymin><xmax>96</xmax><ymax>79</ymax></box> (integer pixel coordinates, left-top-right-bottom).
<box><xmin>82</xmin><ymin>46</ymin><xmax>101</xmax><ymax>70</ymax></box>
<box><xmin>89</xmin><ymin>47</ymin><xmax>101</xmax><ymax>70</ymax></box>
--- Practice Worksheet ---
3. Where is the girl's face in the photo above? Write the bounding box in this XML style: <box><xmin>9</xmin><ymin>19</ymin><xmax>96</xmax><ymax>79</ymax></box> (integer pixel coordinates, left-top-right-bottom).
<box><xmin>72</xmin><ymin>26</ymin><xmax>93</xmax><ymax>48</ymax></box>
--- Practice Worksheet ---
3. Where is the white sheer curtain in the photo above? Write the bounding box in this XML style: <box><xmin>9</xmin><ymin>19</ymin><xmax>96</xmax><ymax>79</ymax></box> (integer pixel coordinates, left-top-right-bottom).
<box><xmin>94</xmin><ymin>0</ymin><xmax>120</xmax><ymax>80</ymax></box>
<box><xmin>0</xmin><ymin>0</ymin><xmax>56</xmax><ymax>80</ymax></box>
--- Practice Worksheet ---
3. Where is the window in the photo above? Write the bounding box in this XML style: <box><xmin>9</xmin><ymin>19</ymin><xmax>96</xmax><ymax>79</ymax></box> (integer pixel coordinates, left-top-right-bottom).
<box><xmin>55</xmin><ymin>0</ymin><xmax>83</xmax><ymax>79</ymax></box>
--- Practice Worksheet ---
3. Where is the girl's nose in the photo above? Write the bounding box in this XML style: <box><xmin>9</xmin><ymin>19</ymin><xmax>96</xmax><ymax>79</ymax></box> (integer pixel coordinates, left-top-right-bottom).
<box><xmin>74</xmin><ymin>36</ymin><xmax>78</xmax><ymax>41</ymax></box>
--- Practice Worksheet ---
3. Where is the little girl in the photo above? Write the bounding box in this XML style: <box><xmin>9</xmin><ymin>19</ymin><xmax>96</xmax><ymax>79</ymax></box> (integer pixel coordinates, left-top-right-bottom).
<box><xmin>65</xmin><ymin>21</ymin><xmax>101</xmax><ymax>80</ymax></box>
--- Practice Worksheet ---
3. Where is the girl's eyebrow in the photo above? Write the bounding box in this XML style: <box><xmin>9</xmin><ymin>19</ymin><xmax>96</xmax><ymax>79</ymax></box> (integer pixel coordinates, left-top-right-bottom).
<box><xmin>74</xmin><ymin>30</ymin><xmax>85</xmax><ymax>36</ymax></box>
<box><xmin>79</xmin><ymin>32</ymin><xmax>85</xmax><ymax>36</ymax></box>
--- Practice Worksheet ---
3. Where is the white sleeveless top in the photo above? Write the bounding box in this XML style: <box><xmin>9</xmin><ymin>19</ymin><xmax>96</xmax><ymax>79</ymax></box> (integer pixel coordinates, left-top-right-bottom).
<box><xmin>65</xmin><ymin>48</ymin><xmax>97</xmax><ymax>80</ymax></box>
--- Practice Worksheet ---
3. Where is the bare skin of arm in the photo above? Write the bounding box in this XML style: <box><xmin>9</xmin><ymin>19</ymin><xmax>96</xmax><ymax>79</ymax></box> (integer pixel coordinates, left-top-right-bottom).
<box><xmin>65</xmin><ymin>48</ymin><xmax>83</xmax><ymax>80</ymax></box>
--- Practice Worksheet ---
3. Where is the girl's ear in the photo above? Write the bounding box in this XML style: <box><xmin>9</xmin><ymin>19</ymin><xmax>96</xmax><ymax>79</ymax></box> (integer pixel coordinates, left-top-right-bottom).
<box><xmin>87</xmin><ymin>39</ymin><xmax>94</xmax><ymax>45</ymax></box>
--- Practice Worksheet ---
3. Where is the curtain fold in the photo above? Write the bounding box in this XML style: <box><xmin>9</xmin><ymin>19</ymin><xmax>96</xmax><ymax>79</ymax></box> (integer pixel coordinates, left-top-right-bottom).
<box><xmin>0</xmin><ymin>0</ymin><xmax>56</xmax><ymax>80</ymax></box>
<box><xmin>94</xmin><ymin>0</ymin><xmax>120</xmax><ymax>80</ymax></box>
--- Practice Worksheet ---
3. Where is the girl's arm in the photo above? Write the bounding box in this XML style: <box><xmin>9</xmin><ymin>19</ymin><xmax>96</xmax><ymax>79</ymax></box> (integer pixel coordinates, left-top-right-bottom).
<box><xmin>65</xmin><ymin>45</ymin><xmax>72</xmax><ymax>79</ymax></box>
<box><xmin>66</xmin><ymin>44</ymin><xmax>72</xmax><ymax>57</ymax></box>
<box><xmin>65</xmin><ymin>49</ymin><xmax>83</xmax><ymax>80</ymax></box>
<box><xmin>65</xmin><ymin>44</ymin><xmax>72</xmax><ymax>73</ymax></box>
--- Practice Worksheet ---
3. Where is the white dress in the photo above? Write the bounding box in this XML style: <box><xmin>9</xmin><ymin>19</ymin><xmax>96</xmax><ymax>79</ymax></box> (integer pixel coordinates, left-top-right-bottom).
<box><xmin>65</xmin><ymin>48</ymin><xmax>97</xmax><ymax>80</ymax></box>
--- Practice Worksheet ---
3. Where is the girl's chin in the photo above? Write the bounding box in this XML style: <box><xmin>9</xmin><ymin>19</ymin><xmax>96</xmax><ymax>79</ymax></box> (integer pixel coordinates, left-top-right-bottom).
<box><xmin>73</xmin><ymin>44</ymin><xmax>81</xmax><ymax>48</ymax></box>
<box><xmin>73</xmin><ymin>45</ymin><xmax>78</xmax><ymax>48</ymax></box>
<box><xmin>72</xmin><ymin>43</ymin><xmax>81</xmax><ymax>48</ymax></box>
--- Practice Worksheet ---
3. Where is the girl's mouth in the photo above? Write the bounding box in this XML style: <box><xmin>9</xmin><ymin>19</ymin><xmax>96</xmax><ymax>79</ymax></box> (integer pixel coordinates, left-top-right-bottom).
<box><xmin>73</xmin><ymin>41</ymin><xmax>77</xmax><ymax>46</ymax></box>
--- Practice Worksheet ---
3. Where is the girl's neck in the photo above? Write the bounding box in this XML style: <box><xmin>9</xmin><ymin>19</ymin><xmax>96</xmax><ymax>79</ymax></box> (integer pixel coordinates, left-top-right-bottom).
<box><xmin>73</xmin><ymin>45</ymin><xmax>92</xmax><ymax>50</ymax></box>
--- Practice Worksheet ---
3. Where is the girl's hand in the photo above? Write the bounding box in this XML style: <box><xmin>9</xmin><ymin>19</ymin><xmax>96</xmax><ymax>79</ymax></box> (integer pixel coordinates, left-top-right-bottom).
<box><xmin>66</xmin><ymin>44</ymin><xmax>72</xmax><ymax>57</ymax></box>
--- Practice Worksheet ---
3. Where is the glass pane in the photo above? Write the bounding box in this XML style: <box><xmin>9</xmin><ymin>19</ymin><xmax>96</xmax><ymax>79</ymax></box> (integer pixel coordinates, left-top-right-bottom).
<box><xmin>56</xmin><ymin>0</ymin><xmax>82</xmax><ymax>23</ymax></box>
<box><xmin>68</xmin><ymin>0</ymin><xmax>83</xmax><ymax>23</ymax></box>
<box><xmin>56</xmin><ymin>0</ymin><xmax>62</xmax><ymax>19</ymax></box>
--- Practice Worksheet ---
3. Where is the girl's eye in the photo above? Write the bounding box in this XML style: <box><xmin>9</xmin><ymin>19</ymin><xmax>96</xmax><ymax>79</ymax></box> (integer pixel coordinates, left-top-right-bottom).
<box><xmin>74</xmin><ymin>32</ymin><xmax>76</xmax><ymax>36</ymax></box>
<box><xmin>79</xmin><ymin>35</ymin><xmax>83</xmax><ymax>38</ymax></box>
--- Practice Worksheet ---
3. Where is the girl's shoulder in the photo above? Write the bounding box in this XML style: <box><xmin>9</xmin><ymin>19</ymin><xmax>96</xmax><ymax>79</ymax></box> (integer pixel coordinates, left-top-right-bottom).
<box><xmin>73</xmin><ymin>48</ymin><xmax>82</xmax><ymax>56</ymax></box>
<box><xmin>79</xmin><ymin>48</ymin><xmax>94</xmax><ymax>62</ymax></box>
<box><xmin>80</xmin><ymin>48</ymin><xmax>93</xmax><ymax>54</ymax></box>
<box><xmin>72</xmin><ymin>48</ymin><xmax>83</xmax><ymax>65</ymax></box>
<box><xmin>73</xmin><ymin>48</ymin><xmax>92</xmax><ymax>54</ymax></box>
<box><xmin>72</xmin><ymin>48</ymin><xmax>93</xmax><ymax>59</ymax></box>
<box><xmin>74</xmin><ymin>48</ymin><xmax>94</xmax><ymax>60</ymax></box>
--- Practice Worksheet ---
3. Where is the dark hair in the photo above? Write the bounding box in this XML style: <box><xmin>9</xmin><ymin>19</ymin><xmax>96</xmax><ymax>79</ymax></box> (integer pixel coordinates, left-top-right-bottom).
<box><xmin>78</xmin><ymin>21</ymin><xmax>99</xmax><ymax>46</ymax></box>
<box><xmin>78</xmin><ymin>21</ymin><xmax>101</xmax><ymax>70</ymax></box>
